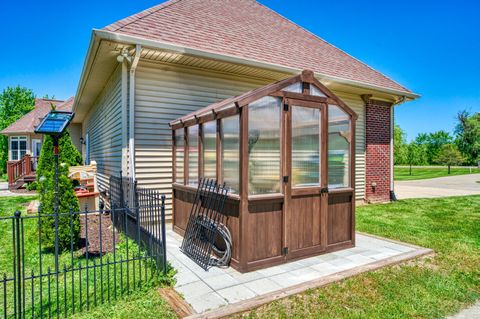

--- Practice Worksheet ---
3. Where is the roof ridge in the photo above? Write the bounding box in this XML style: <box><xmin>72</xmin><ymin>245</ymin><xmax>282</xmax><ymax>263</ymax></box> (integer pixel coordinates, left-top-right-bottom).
<box><xmin>105</xmin><ymin>0</ymin><xmax>184</xmax><ymax>32</ymax></box>
<box><xmin>252</xmin><ymin>0</ymin><xmax>409</xmax><ymax>92</ymax></box>
<box><xmin>36</xmin><ymin>98</ymin><xmax>64</xmax><ymax>102</ymax></box>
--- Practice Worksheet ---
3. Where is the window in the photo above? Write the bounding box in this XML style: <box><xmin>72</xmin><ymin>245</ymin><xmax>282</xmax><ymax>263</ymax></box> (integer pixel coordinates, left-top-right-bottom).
<box><xmin>328</xmin><ymin>105</ymin><xmax>351</xmax><ymax>188</ymax></box>
<box><xmin>310</xmin><ymin>85</ymin><xmax>326</xmax><ymax>97</ymax></box>
<box><xmin>10</xmin><ymin>136</ymin><xmax>27</xmax><ymax>161</ymax></box>
<box><xmin>282</xmin><ymin>82</ymin><xmax>303</xmax><ymax>93</ymax></box>
<box><xmin>202</xmin><ymin>121</ymin><xmax>216</xmax><ymax>179</ymax></box>
<box><xmin>175</xmin><ymin>129</ymin><xmax>185</xmax><ymax>183</ymax></box>
<box><xmin>292</xmin><ymin>106</ymin><xmax>321</xmax><ymax>187</ymax></box>
<box><xmin>188</xmin><ymin>125</ymin><xmax>199</xmax><ymax>186</ymax></box>
<box><xmin>248</xmin><ymin>96</ymin><xmax>281</xmax><ymax>195</ymax></box>
<box><xmin>221</xmin><ymin>115</ymin><xmax>240</xmax><ymax>194</ymax></box>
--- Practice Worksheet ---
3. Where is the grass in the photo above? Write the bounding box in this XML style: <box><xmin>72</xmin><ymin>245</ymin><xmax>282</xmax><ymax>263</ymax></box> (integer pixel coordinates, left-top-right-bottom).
<box><xmin>6</xmin><ymin>195</ymin><xmax>479</xmax><ymax>318</ymax></box>
<box><xmin>71</xmin><ymin>288</ymin><xmax>177</xmax><ymax>319</ymax></box>
<box><xmin>237</xmin><ymin>196</ymin><xmax>480</xmax><ymax>318</ymax></box>
<box><xmin>0</xmin><ymin>196</ymin><xmax>176</xmax><ymax>319</ymax></box>
<box><xmin>395</xmin><ymin>166</ymin><xmax>480</xmax><ymax>181</ymax></box>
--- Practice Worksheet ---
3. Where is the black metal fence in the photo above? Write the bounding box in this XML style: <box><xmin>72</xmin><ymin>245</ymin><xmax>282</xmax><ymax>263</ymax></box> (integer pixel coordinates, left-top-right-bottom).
<box><xmin>0</xmin><ymin>176</ymin><xmax>167</xmax><ymax>319</ymax></box>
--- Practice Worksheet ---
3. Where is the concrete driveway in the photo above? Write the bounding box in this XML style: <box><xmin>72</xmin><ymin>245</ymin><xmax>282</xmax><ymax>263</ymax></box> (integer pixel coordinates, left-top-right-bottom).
<box><xmin>395</xmin><ymin>174</ymin><xmax>480</xmax><ymax>199</ymax></box>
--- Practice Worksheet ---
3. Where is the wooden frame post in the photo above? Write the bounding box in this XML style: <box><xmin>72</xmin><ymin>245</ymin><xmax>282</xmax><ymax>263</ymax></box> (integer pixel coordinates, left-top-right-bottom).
<box><xmin>216</xmin><ymin>119</ymin><xmax>222</xmax><ymax>183</ymax></box>
<box><xmin>239</xmin><ymin>107</ymin><xmax>249</xmax><ymax>270</ymax></box>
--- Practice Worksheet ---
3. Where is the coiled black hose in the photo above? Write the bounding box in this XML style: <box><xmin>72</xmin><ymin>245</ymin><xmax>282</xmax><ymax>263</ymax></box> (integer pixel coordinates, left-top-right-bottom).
<box><xmin>195</xmin><ymin>215</ymin><xmax>233</xmax><ymax>268</ymax></box>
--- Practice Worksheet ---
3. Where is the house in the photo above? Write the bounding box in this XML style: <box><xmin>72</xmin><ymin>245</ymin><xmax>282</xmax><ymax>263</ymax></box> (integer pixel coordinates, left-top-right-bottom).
<box><xmin>73</xmin><ymin>0</ymin><xmax>419</xmax><ymax>220</ymax></box>
<box><xmin>1</xmin><ymin>97</ymin><xmax>82</xmax><ymax>188</ymax></box>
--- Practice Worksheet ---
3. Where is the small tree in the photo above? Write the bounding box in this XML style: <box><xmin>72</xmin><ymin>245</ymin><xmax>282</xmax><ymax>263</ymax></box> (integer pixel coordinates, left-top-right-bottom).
<box><xmin>405</xmin><ymin>142</ymin><xmax>424</xmax><ymax>175</ymax></box>
<box><xmin>435</xmin><ymin>144</ymin><xmax>464</xmax><ymax>174</ymax></box>
<box><xmin>37</xmin><ymin>130</ymin><xmax>83</xmax><ymax>250</ymax></box>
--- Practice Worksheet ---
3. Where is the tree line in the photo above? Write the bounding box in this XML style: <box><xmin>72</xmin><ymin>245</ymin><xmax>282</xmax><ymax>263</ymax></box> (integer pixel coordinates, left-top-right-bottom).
<box><xmin>394</xmin><ymin>110</ymin><xmax>480</xmax><ymax>173</ymax></box>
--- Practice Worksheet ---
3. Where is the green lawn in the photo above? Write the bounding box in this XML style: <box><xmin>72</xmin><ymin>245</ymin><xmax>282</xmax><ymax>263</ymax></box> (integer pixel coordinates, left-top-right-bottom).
<box><xmin>238</xmin><ymin>196</ymin><xmax>480</xmax><ymax>318</ymax></box>
<box><xmin>395</xmin><ymin>166</ymin><xmax>480</xmax><ymax>181</ymax></box>
<box><xmin>6</xmin><ymin>196</ymin><xmax>479</xmax><ymax>319</ymax></box>
<box><xmin>0</xmin><ymin>196</ymin><xmax>176</xmax><ymax>319</ymax></box>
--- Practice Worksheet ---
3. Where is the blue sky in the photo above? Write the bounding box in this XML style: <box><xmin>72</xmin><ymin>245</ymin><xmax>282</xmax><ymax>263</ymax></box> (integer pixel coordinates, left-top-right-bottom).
<box><xmin>0</xmin><ymin>0</ymin><xmax>478</xmax><ymax>141</ymax></box>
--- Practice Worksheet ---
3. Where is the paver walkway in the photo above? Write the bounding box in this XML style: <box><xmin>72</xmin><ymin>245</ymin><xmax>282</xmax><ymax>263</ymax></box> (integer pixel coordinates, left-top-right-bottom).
<box><xmin>166</xmin><ymin>230</ymin><xmax>430</xmax><ymax>315</ymax></box>
<box><xmin>395</xmin><ymin>174</ymin><xmax>480</xmax><ymax>199</ymax></box>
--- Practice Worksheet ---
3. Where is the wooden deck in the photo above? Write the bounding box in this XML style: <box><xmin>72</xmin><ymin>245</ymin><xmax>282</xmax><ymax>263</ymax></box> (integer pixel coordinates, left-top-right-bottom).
<box><xmin>7</xmin><ymin>155</ymin><xmax>37</xmax><ymax>190</ymax></box>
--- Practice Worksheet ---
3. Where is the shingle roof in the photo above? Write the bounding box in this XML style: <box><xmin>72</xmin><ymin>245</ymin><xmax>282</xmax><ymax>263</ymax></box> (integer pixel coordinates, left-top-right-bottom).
<box><xmin>103</xmin><ymin>0</ymin><xmax>411</xmax><ymax>93</ymax></box>
<box><xmin>1</xmin><ymin>97</ymin><xmax>74</xmax><ymax>134</ymax></box>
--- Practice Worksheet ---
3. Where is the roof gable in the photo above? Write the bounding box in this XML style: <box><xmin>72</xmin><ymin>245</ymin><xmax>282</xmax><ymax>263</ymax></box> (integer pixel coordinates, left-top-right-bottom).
<box><xmin>103</xmin><ymin>0</ymin><xmax>410</xmax><ymax>93</ymax></box>
<box><xmin>1</xmin><ymin>97</ymin><xmax>74</xmax><ymax>135</ymax></box>
<box><xmin>170</xmin><ymin>70</ymin><xmax>357</xmax><ymax>129</ymax></box>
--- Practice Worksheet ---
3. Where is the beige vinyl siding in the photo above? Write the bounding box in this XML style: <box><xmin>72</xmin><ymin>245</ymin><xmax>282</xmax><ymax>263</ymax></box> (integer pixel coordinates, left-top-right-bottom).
<box><xmin>134</xmin><ymin>60</ymin><xmax>367</xmax><ymax>219</ymax></box>
<box><xmin>83</xmin><ymin>66</ymin><xmax>123</xmax><ymax>192</ymax></box>
<box><xmin>334</xmin><ymin>92</ymin><xmax>366</xmax><ymax>201</ymax></box>
<box><xmin>68</xmin><ymin>124</ymin><xmax>83</xmax><ymax>154</ymax></box>
<box><xmin>134</xmin><ymin>61</ymin><xmax>273</xmax><ymax>217</ymax></box>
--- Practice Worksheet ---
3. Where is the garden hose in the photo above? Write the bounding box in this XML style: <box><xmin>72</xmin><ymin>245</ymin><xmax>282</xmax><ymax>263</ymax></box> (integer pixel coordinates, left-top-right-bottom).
<box><xmin>194</xmin><ymin>215</ymin><xmax>233</xmax><ymax>268</ymax></box>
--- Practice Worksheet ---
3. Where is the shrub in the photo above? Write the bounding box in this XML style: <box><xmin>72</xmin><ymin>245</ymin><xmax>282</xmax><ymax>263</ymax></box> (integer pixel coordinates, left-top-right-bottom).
<box><xmin>36</xmin><ymin>130</ymin><xmax>82</xmax><ymax>182</ymax></box>
<box><xmin>39</xmin><ymin>163</ymin><xmax>81</xmax><ymax>250</ymax></box>
<box><xmin>26</xmin><ymin>181</ymin><xmax>37</xmax><ymax>191</ymax></box>
<box><xmin>37</xmin><ymin>130</ymin><xmax>82</xmax><ymax>251</ymax></box>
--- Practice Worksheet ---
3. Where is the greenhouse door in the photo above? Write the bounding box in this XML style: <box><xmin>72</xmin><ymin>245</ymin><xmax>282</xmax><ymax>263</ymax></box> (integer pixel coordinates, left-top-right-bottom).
<box><xmin>284</xmin><ymin>100</ymin><xmax>327</xmax><ymax>260</ymax></box>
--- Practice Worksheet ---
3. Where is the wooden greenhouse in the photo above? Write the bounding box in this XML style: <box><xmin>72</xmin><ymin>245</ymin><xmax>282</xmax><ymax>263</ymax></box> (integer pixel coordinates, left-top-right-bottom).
<box><xmin>170</xmin><ymin>70</ymin><xmax>358</xmax><ymax>273</ymax></box>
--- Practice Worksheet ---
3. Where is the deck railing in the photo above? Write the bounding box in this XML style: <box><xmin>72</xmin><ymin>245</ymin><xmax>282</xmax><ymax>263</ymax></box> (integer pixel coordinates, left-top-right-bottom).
<box><xmin>7</xmin><ymin>155</ymin><xmax>38</xmax><ymax>186</ymax></box>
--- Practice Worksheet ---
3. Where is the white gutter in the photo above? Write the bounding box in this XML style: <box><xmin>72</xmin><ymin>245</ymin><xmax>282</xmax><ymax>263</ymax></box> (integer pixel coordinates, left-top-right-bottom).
<box><xmin>390</xmin><ymin>104</ymin><xmax>395</xmax><ymax>200</ymax></box>
<box><xmin>128</xmin><ymin>44</ymin><xmax>141</xmax><ymax>179</ymax></box>
<box><xmin>92</xmin><ymin>29</ymin><xmax>421</xmax><ymax>100</ymax></box>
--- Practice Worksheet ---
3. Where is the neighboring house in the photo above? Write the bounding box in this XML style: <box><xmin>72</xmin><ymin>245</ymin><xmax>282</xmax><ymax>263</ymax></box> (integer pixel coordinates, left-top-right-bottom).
<box><xmin>73</xmin><ymin>0</ymin><xmax>419</xmax><ymax>219</ymax></box>
<box><xmin>1</xmin><ymin>97</ymin><xmax>82</xmax><ymax>188</ymax></box>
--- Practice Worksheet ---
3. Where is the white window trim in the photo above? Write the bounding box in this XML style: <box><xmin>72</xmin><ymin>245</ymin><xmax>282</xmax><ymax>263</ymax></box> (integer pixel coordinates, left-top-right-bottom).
<box><xmin>9</xmin><ymin>136</ymin><xmax>28</xmax><ymax>161</ymax></box>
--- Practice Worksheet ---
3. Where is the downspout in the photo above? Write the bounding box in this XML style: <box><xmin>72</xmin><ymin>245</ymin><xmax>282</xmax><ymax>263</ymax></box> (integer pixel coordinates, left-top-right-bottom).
<box><xmin>390</xmin><ymin>96</ymin><xmax>407</xmax><ymax>201</ymax></box>
<box><xmin>129</xmin><ymin>44</ymin><xmax>141</xmax><ymax>179</ymax></box>
<box><xmin>121</xmin><ymin>61</ymin><xmax>128</xmax><ymax>176</ymax></box>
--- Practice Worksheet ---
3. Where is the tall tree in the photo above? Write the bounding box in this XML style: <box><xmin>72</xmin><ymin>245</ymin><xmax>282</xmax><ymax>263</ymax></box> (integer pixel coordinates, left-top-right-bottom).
<box><xmin>435</xmin><ymin>144</ymin><xmax>464</xmax><ymax>174</ymax></box>
<box><xmin>393</xmin><ymin>124</ymin><xmax>407</xmax><ymax>164</ymax></box>
<box><xmin>415</xmin><ymin>130</ymin><xmax>453</xmax><ymax>164</ymax></box>
<box><xmin>0</xmin><ymin>86</ymin><xmax>36</xmax><ymax>173</ymax></box>
<box><xmin>455</xmin><ymin>110</ymin><xmax>480</xmax><ymax>165</ymax></box>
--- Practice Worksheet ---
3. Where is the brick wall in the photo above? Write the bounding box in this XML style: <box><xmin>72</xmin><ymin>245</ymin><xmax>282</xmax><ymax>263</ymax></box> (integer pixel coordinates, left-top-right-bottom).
<box><xmin>365</xmin><ymin>99</ymin><xmax>392</xmax><ymax>202</ymax></box>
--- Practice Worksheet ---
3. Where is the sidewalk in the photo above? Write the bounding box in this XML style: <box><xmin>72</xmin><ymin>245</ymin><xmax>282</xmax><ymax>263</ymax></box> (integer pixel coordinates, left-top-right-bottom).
<box><xmin>0</xmin><ymin>182</ymin><xmax>34</xmax><ymax>197</ymax></box>
<box><xmin>448</xmin><ymin>301</ymin><xmax>480</xmax><ymax>319</ymax></box>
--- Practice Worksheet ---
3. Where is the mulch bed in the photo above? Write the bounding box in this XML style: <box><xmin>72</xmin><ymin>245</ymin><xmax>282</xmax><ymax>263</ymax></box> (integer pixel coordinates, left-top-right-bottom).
<box><xmin>79</xmin><ymin>213</ymin><xmax>120</xmax><ymax>256</ymax></box>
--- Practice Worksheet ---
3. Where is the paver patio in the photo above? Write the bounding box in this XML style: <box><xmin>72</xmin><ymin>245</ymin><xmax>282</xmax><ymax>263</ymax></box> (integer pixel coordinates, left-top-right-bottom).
<box><xmin>166</xmin><ymin>229</ymin><xmax>432</xmax><ymax>317</ymax></box>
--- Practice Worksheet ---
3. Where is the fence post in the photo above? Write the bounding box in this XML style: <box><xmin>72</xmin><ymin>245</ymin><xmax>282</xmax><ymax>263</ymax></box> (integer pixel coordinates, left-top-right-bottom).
<box><xmin>14</xmin><ymin>210</ymin><xmax>22</xmax><ymax>319</ymax></box>
<box><xmin>160</xmin><ymin>195</ymin><xmax>167</xmax><ymax>275</ymax></box>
